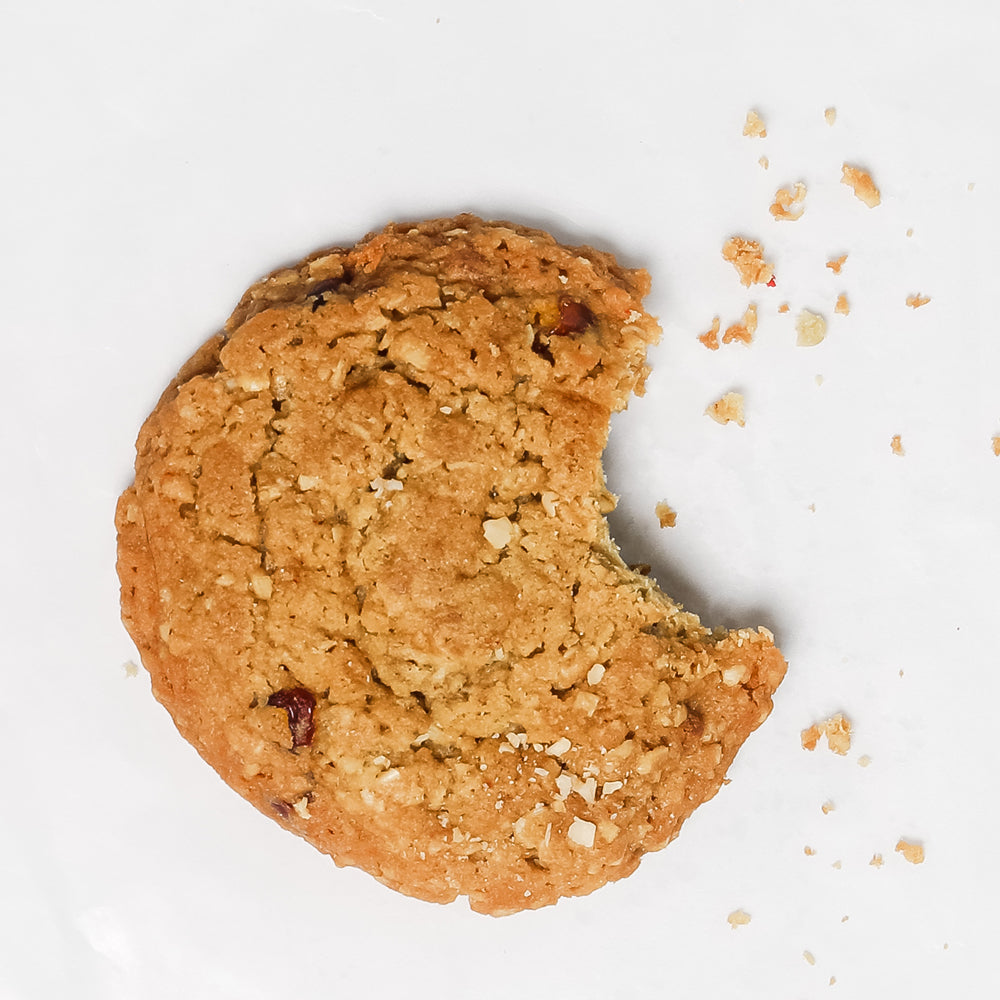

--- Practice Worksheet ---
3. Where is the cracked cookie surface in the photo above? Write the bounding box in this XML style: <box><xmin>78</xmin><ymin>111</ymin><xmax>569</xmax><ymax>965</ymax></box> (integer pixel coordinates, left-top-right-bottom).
<box><xmin>116</xmin><ymin>215</ymin><xmax>786</xmax><ymax>914</ymax></box>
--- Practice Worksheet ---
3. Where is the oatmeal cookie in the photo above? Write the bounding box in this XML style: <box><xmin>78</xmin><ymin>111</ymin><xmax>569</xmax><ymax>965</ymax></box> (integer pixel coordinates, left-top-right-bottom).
<box><xmin>116</xmin><ymin>215</ymin><xmax>786</xmax><ymax>914</ymax></box>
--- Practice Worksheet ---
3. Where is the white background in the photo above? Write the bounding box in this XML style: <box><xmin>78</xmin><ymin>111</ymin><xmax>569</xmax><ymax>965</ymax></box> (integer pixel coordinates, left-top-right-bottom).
<box><xmin>3</xmin><ymin>1</ymin><xmax>998</xmax><ymax>996</ymax></box>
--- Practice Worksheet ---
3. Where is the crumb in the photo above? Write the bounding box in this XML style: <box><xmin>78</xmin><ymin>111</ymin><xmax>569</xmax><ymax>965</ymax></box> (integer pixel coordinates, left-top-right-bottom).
<box><xmin>906</xmin><ymin>293</ymin><xmax>931</xmax><ymax>309</ymax></box>
<box><xmin>804</xmin><ymin>845</ymin><xmax>816</xmax><ymax>856</ymax></box>
<box><xmin>869</xmin><ymin>853</ymin><xmax>884</xmax><ymax>868</ymax></box>
<box><xmin>832</xmin><ymin>860</ymin><xmax>842</xmax><ymax>870</ymax></box>
<box><xmin>825</xmin><ymin>107</ymin><xmax>837</xmax><ymax>126</ymax></box>
<box><xmin>770</xmin><ymin>182</ymin><xmax>807</xmax><ymax>221</ymax></box>
<box><xmin>778</xmin><ymin>302</ymin><xmax>789</xmax><ymax>314</ymax></box>
<box><xmin>795</xmin><ymin>309</ymin><xmax>827</xmax><ymax>347</ymax></box>
<box><xmin>808</xmin><ymin>502</ymin><xmax>816</xmax><ymax>512</ymax></box>
<box><xmin>906</xmin><ymin>228</ymin><xmax>914</xmax><ymax>237</ymax></box>
<box><xmin>743</xmin><ymin>110</ymin><xmax>767</xmax><ymax>138</ymax></box>
<box><xmin>804</xmin><ymin>951</ymin><xmax>816</xmax><ymax>966</ymax></box>
<box><xmin>759</xmin><ymin>155</ymin><xmax>769</xmax><ymax>169</ymax></box>
<box><xmin>968</xmin><ymin>182</ymin><xmax>975</xmax><ymax>192</ymax></box>
<box><xmin>706</xmin><ymin>392</ymin><xmax>746</xmax><ymax>427</ymax></box>
<box><xmin>722</xmin><ymin>237</ymin><xmax>774</xmax><ymax>286</ymax></box>
<box><xmin>841</xmin><ymin>163</ymin><xmax>881</xmax><ymax>207</ymax></box>
<box><xmin>124</xmin><ymin>660</ymin><xmax>139</xmax><ymax>678</ymax></box>
<box><xmin>826</xmin><ymin>254</ymin><xmax>848</xmax><ymax>274</ymax></box>
<box><xmin>830</xmin><ymin>976</ymin><xmax>837</xmax><ymax>986</ymax></box>
<box><xmin>895</xmin><ymin>838</ymin><xmax>925</xmax><ymax>864</ymax></box>
<box><xmin>858</xmin><ymin>754</ymin><xmax>872</xmax><ymax>767</ymax></box>
<box><xmin>801</xmin><ymin>712</ymin><xmax>851</xmax><ymax>754</ymax></box>
<box><xmin>834</xmin><ymin>293</ymin><xmax>850</xmax><ymax>316</ymax></box>
<box><xmin>822</xmin><ymin>800</ymin><xmax>835</xmax><ymax>815</ymax></box>
<box><xmin>891</xmin><ymin>435</ymin><xmax>905</xmax><ymax>456</ymax></box>
<box><xmin>655</xmin><ymin>502</ymin><xmax>677</xmax><ymax>528</ymax></box>
<box><xmin>728</xmin><ymin>909</ymin><xmax>752</xmax><ymax>929</ymax></box>
<box><xmin>899</xmin><ymin>669</ymin><xmax>904</xmax><ymax>677</ymax></box>
<box><xmin>841</xmin><ymin>915</ymin><xmax>849</xmax><ymax>923</ymax></box>
<box><xmin>992</xmin><ymin>435</ymin><xmax>1000</xmax><ymax>457</ymax></box>
<box><xmin>698</xmin><ymin>317</ymin><xmax>721</xmax><ymax>350</ymax></box>
<box><xmin>723</xmin><ymin>304</ymin><xmax>758</xmax><ymax>345</ymax></box>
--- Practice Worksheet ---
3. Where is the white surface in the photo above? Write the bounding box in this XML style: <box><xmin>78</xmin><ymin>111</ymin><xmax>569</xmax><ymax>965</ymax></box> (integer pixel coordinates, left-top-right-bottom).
<box><xmin>3</xmin><ymin>1</ymin><xmax>998</xmax><ymax>996</ymax></box>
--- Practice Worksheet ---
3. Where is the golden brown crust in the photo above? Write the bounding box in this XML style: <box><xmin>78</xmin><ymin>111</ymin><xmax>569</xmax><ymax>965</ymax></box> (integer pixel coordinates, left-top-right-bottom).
<box><xmin>116</xmin><ymin>215</ymin><xmax>786</xmax><ymax>914</ymax></box>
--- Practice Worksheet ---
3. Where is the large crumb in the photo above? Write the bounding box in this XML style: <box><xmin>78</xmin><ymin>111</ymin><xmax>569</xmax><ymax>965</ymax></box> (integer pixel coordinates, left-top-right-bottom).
<box><xmin>722</xmin><ymin>237</ymin><xmax>774</xmax><ymax>287</ymax></box>
<box><xmin>728</xmin><ymin>909</ymin><xmax>752</xmax><ymax>929</ymax></box>
<box><xmin>706</xmin><ymin>392</ymin><xmax>746</xmax><ymax>427</ymax></box>
<box><xmin>723</xmin><ymin>304</ymin><xmax>758</xmax><ymax>345</ymax></box>
<box><xmin>801</xmin><ymin>713</ymin><xmax>852</xmax><ymax>755</ymax></box>
<box><xmin>895</xmin><ymin>839</ymin><xmax>925</xmax><ymax>865</ymax></box>
<box><xmin>698</xmin><ymin>317</ymin><xmax>721</xmax><ymax>351</ymax></box>
<box><xmin>655</xmin><ymin>502</ymin><xmax>677</xmax><ymax>528</ymax></box>
<box><xmin>795</xmin><ymin>310</ymin><xmax>827</xmax><ymax>347</ymax></box>
<box><xmin>826</xmin><ymin>254</ymin><xmax>848</xmax><ymax>274</ymax></box>
<box><xmin>770</xmin><ymin>182</ymin><xmax>807</xmax><ymax>221</ymax></box>
<box><xmin>906</xmin><ymin>293</ymin><xmax>931</xmax><ymax>309</ymax></box>
<box><xmin>743</xmin><ymin>110</ymin><xmax>767</xmax><ymax>138</ymax></box>
<box><xmin>841</xmin><ymin>164</ymin><xmax>881</xmax><ymax>207</ymax></box>
<box><xmin>891</xmin><ymin>435</ymin><xmax>905</xmax><ymax>456</ymax></box>
<box><xmin>825</xmin><ymin>107</ymin><xmax>837</xmax><ymax>126</ymax></box>
<box><xmin>834</xmin><ymin>293</ymin><xmax>850</xmax><ymax>316</ymax></box>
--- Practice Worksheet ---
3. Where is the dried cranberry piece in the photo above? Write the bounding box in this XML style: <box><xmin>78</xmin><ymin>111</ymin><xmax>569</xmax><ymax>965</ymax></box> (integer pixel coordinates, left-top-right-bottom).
<box><xmin>552</xmin><ymin>297</ymin><xmax>594</xmax><ymax>336</ymax></box>
<box><xmin>267</xmin><ymin>687</ymin><xmax>316</xmax><ymax>748</ymax></box>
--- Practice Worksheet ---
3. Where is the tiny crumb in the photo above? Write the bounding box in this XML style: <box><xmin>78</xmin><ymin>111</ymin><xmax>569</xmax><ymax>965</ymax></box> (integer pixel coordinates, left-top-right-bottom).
<box><xmin>906</xmin><ymin>227</ymin><xmax>914</xmax><ymax>237</ymax></box>
<box><xmin>804</xmin><ymin>845</ymin><xmax>816</xmax><ymax>856</ymax></box>
<box><xmin>822</xmin><ymin>800</ymin><xmax>835</xmax><ymax>815</ymax></box>
<box><xmin>706</xmin><ymin>391</ymin><xmax>746</xmax><ymax>427</ymax></box>
<box><xmin>841</xmin><ymin>163</ymin><xmax>881</xmax><ymax>207</ymax></box>
<box><xmin>804</xmin><ymin>951</ymin><xmax>816</xmax><ymax>966</ymax></box>
<box><xmin>891</xmin><ymin>434</ymin><xmax>905</xmax><ymax>456</ymax></box>
<box><xmin>832</xmin><ymin>860</ymin><xmax>842</xmax><ymax>870</ymax></box>
<box><xmin>123</xmin><ymin>660</ymin><xmax>139</xmax><ymax>678</ymax></box>
<box><xmin>895</xmin><ymin>838</ymin><xmax>925</xmax><ymax>864</ymax></box>
<box><xmin>743</xmin><ymin>109</ymin><xmax>767</xmax><ymax>138</ymax></box>
<box><xmin>842</xmin><ymin>915</ymin><xmax>849</xmax><ymax>923</ymax></box>
<box><xmin>830</xmin><ymin>976</ymin><xmax>837</xmax><ymax>986</ymax></box>
<box><xmin>728</xmin><ymin>909</ymin><xmax>752</xmax><ymax>929</ymax></box>
<box><xmin>770</xmin><ymin>182</ymin><xmax>807</xmax><ymax>221</ymax></box>
<box><xmin>944</xmin><ymin>943</ymin><xmax>949</xmax><ymax>950</ymax></box>
<box><xmin>870</xmin><ymin>853</ymin><xmax>884</xmax><ymax>868</ymax></box>
<box><xmin>808</xmin><ymin>503</ymin><xmax>816</xmax><ymax>512</ymax></box>
<box><xmin>992</xmin><ymin>435</ymin><xmax>1000</xmax><ymax>457</ymax></box>
<box><xmin>826</xmin><ymin>254</ymin><xmax>848</xmax><ymax>274</ymax></box>
<box><xmin>655</xmin><ymin>501</ymin><xmax>677</xmax><ymax>528</ymax></box>
<box><xmin>906</xmin><ymin>293</ymin><xmax>931</xmax><ymax>309</ymax></box>
<box><xmin>825</xmin><ymin>107</ymin><xmax>837</xmax><ymax>126</ymax></box>
<box><xmin>834</xmin><ymin>293</ymin><xmax>850</xmax><ymax>316</ymax></box>
<box><xmin>722</xmin><ymin>304</ymin><xmax>758</xmax><ymax>345</ymax></box>
<box><xmin>801</xmin><ymin>713</ymin><xmax>851</xmax><ymax>754</ymax></box>
<box><xmin>899</xmin><ymin>669</ymin><xmax>904</xmax><ymax>677</ymax></box>
<box><xmin>759</xmin><ymin>155</ymin><xmax>769</xmax><ymax>169</ymax></box>
<box><xmin>858</xmin><ymin>754</ymin><xmax>872</xmax><ymax>767</ymax></box>
<box><xmin>722</xmin><ymin>237</ymin><xmax>774</xmax><ymax>286</ymax></box>
<box><xmin>968</xmin><ymin>182</ymin><xmax>975</xmax><ymax>191</ymax></box>
<box><xmin>778</xmin><ymin>302</ymin><xmax>790</xmax><ymax>314</ymax></box>
<box><xmin>698</xmin><ymin>316</ymin><xmax>721</xmax><ymax>350</ymax></box>
<box><xmin>815</xmin><ymin>375</ymin><xmax>823</xmax><ymax>386</ymax></box>
<box><xmin>796</xmin><ymin>309</ymin><xmax>827</xmax><ymax>347</ymax></box>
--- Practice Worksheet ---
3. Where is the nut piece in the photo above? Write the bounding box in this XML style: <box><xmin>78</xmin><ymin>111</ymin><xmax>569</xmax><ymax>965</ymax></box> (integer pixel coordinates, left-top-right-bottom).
<box><xmin>841</xmin><ymin>163</ymin><xmax>881</xmax><ymax>207</ymax></box>
<box><xmin>706</xmin><ymin>392</ymin><xmax>746</xmax><ymax>427</ymax></box>
<box><xmin>568</xmin><ymin>817</ymin><xmax>596</xmax><ymax>848</ymax></box>
<box><xmin>895</xmin><ymin>839</ymin><xmax>925</xmax><ymax>864</ymax></box>
<box><xmin>743</xmin><ymin>110</ymin><xmax>767</xmax><ymax>137</ymax></box>
<box><xmin>795</xmin><ymin>310</ymin><xmax>827</xmax><ymax>347</ymax></box>
<box><xmin>722</xmin><ymin>237</ymin><xmax>775</xmax><ymax>287</ymax></box>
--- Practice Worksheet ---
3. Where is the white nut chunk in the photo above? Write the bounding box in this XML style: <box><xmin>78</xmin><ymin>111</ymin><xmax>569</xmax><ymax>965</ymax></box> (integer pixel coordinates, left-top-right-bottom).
<box><xmin>482</xmin><ymin>516</ymin><xmax>514</xmax><ymax>549</ymax></box>
<box><xmin>568</xmin><ymin>817</ymin><xmax>597</xmax><ymax>848</ymax></box>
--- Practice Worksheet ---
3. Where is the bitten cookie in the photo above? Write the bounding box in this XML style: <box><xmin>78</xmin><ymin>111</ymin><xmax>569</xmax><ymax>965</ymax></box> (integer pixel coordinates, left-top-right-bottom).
<box><xmin>116</xmin><ymin>215</ymin><xmax>786</xmax><ymax>915</ymax></box>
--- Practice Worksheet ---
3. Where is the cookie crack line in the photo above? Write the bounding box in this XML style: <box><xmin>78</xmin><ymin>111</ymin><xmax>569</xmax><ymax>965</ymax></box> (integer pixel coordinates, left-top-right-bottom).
<box><xmin>115</xmin><ymin>214</ymin><xmax>786</xmax><ymax>915</ymax></box>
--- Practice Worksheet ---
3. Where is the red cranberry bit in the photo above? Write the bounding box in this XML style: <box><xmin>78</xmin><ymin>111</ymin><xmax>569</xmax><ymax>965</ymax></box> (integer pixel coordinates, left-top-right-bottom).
<box><xmin>552</xmin><ymin>297</ymin><xmax>593</xmax><ymax>336</ymax></box>
<box><xmin>267</xmin><ymin>687</ymin><xmax>316</xmax><ymax>748</ymax></box>
<box><xmin>766</xmin><ymin>276</ymin><xmax>777</xmax><ymax>287</ymax></box>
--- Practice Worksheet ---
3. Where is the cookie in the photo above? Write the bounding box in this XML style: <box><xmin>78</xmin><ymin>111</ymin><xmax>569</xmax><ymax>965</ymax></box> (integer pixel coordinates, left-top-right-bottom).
<box><xmin>116</xmin><ymin>215</ymin><xmax>786</xmax><ymax>915</ymax></box>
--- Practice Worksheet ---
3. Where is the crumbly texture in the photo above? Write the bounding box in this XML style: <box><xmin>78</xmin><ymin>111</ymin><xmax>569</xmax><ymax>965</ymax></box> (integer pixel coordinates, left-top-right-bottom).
<box><xmin>743</xmin><ymin>110</ymin><xmax>767</xmax><ymax>138</ymax></box>
<box><xmin>769</xmin><ymin>182</ymin><xmax>807</xmax><ymax>221</ymax></box>
<box><xmin>722</xmin><ymin>237</ymin><xmax>774</xmax><ymax>287</ymax></box>
<box><xmin>655</xmin><ymin>502</ymin><xmax>677</xmax><ymax>528</ymax></box>
<box><xmin>841</xmin><ymin>164</ymin><xmax>881</xmax><ymax>208</ymax></box>
<box><xmin>795</xmin><ymin>310</ymin><xmax>827</xmax><ymax>347</ymax></box>
<box><xmin>723</xmin><ymin>304</ymin><xmax>758</xmax><ymax>346</ymax></box>
<box><xmin>706</xmin><ymin>392</ymin><xmax>746</xmax><ymax>427</ymax></box>
<box><xmin>801</xmin><ymin>713</ymin><xmax>851</xmax><ymax>755</ymax></box>
<box><xmin>895</xmin><ymin>839</ymin><xmax>925</xmax><ymax>864</ymax></box>
<box><xmin>906</xmin><ymin>293</ymin><xmax>931</xmax><ymax>309</ymax></box>
<box><xmin>116</xmin><ymin>215</ymin><xmax>786</xmax><ymax>915</ymax></box>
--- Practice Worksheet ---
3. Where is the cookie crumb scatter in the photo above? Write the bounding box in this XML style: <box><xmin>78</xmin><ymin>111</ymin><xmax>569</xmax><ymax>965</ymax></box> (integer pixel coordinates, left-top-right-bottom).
<box><xmin>743</xmin><ymin>110</ymin><xmax>767</xmax><ymax>137</ymax></box>
<box><xmin>870</xmin><ymin>853</ymin><xmax>884</xmax><ymax>868</ymax></box>
<box><xmin>698</xmin><ymin>317</ymin><xmax>721</xmax><ymax>350</ymax></box>
<box><xmin>891</xmin><ymin>435</ymin><xmax>905</xmax><ymax>457</ymax></box>
<box><xmin>841</xmin><ymin>163</ymin><xmax>881</xmax><ymax>207</ymax></box>
<box><xmin>826</xmin><ymin>254</ymin><xmax>848</xmax><ymax>274</ymax></box>
<box><xmin>895</xmin><ymin>839</ymin><xmax>925</xmax><ymax>864</ymax></box>
<box><xmin>722</xmin><ymin>237</ymin><xmax>775</xmax><ymax>286</ymax></box>
<box><xmin>801</xmin><ymin>713</ymin><xmax>852</xmax><ymax>754</ymax></box>
<box><xmin>123</xmin><ymin>660</ymin><xmax>139</xmax><ymax>678</ymax></box>
<box><xmin>906</xmin><ymin>293</ymin><xmax>931</xmax><ymax>309</ymax></box>
<box><xmin>825</xmin><ymin>107</ymin><xmax>837</xmax><ymax>126</ymax></box>
<box><xmin>723</xmin><ymin>304</ymin><xmax>758</xmax><ymax>345</ymax></box>
<box><xmin>822</xmin><ymin>800</ymin><xmax>835</xmax><ymax>814</ymax></box>
<box><xmin>759</xmin><ymin>155</ymin><xmax>769</xmax><ymax>169</ymax></box>
<box><xmin>834</xmin><ymin>293</ymin><xmax>850</xmax><ymax>316</ymax></box>
<box><xmin>858</xmin><ymin>754</ymin><xmax>872</xmax><ymax>767</ymax></box>
<box><xmin>728</xmin><ymin>909</ymin><xmax>752</xmax><ymax>929</ymax></box>
<box><xmin>804</xmin><ymin>951</ymin><xmax>816</xmax><ymax>966</ymax></box>
<box><xmin>770</xmin><ymin>182</ymin><xmax>807</xmax><ymax>221</ymax></box>
<box><xmin>655</xmin><ymin>502</ymin><xmax>677</xmax><ymax>528</ymax></box>
<box><xmin>706</xmin><ymin>392</ymin><xmax>746</xmax><ymax>427</ymax></box>
<box><xmin>796</xmin><ymin>310</ymin><xmax>827</xmax><ymax>347</ymax></box>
